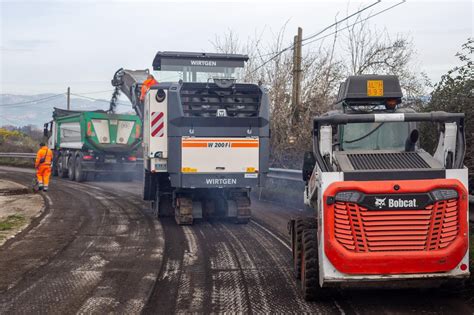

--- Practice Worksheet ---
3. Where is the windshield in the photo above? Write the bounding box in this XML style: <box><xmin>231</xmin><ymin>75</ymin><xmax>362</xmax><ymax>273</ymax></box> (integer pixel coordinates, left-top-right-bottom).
<box><xmin>153</xmin><ymin>66</ymin><xmax>244</xmax><ymax>83</ymax></box>
<box><xmin>341</xmin><ymin>122</ymin><xmax>410</xmax><ymax>151</ymax></box>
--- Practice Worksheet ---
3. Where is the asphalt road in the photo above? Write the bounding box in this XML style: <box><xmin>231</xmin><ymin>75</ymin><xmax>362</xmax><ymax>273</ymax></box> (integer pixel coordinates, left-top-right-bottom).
<box><xmin>0</xmin><ymin>166</ymin><xmax>472</xmax><ymax>314</ymax></box>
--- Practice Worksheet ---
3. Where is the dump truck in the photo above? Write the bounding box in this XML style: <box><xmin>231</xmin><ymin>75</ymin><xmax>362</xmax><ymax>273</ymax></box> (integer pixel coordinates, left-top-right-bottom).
<box><xmin>44</xmin><ymin>108</ymin><xmax>142</xmax><ymax>181</ymax></box>
<box><xmin>111</xmin><ymin>51</ymin><xmax>270</xmax><ymax>224</ymax></box>
<box><xmin>289</xmin><ymin>75</ymin><xmax>470</xmax><ymax>300</ymax></box>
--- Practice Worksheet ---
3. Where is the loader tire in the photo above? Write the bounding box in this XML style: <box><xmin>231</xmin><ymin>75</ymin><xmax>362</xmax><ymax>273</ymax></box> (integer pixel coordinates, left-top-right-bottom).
<box><xmin>293</xmin><ymin>217</ymin><xmax>317</xmax><ymax>279</ymax></box>
<box><xmin>301</xmin><ymin>229</ymin><xmax>330</xmax><ymax>301</ymax></box>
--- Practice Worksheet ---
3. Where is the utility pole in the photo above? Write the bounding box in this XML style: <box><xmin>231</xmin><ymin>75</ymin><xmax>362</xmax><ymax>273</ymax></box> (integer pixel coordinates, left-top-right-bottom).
<box><xmin>291</xmin><ymin>35</ymin><xmax>298</xmax><ymax>109</ymax></box>
<box><xmin>67</xmin><ymin>87</ymin><xmax>71</xmax><ymax>110</ymax></box>
<box><xmin>292</xmin><ymin>27</ymin><xmax>303</xmax><ymax>119</ymax></box>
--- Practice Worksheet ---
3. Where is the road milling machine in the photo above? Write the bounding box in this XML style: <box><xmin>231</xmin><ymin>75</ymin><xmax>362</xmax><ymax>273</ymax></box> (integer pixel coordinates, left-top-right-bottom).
<box><xmin>112</xmin><ymin>52</ymin><xmax>269</xmax><ymax>224</ymax></box>
<box><xmin>289</xmin><ymin>75</ymin><xmax>470</xmax><ymax>300</ymax></box>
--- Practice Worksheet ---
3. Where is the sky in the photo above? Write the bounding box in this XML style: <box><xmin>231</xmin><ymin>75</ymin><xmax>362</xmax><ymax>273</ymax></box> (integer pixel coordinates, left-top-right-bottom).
<box><xmin>0</xmin><ymin>0</ymin><xmax>472</xmax><ymax>101</ymax></box>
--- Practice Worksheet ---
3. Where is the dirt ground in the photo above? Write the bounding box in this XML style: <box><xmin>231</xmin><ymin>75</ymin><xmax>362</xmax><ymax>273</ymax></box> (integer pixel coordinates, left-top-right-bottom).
<box><xmin>0</xmin><ymin>179</ymin><xmax>44</xmax><ymax>246</ymax></box>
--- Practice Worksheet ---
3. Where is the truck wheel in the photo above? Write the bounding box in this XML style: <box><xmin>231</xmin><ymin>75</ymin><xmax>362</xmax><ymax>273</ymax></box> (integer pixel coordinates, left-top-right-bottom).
<box><xmin>52</xmin><ymin>160</ymin><xmax>58</xmax><ymax>177</ymax></box>
<box><xmin>301</xmin><ymin>229</ymin><xmax>329</xmax><ymax>301</ymax></box>
<box><xmin>57</xmin><ymin>155</ymin><xmax>68</xmax><ymax>178</ymax></box>
<box><xmin>293</xmin><ymin>217</ymin><xmax>317</xmax><ymax>279</ymax></box>
<box><xmin>67</xmin><ymin>156</ymin><xmax>76</xmax><ymax>181</ymax></box>
<box><xmin>75</xmin><ymin>155</ymin><xmax>85</xmax><ymax>182</ymax></box>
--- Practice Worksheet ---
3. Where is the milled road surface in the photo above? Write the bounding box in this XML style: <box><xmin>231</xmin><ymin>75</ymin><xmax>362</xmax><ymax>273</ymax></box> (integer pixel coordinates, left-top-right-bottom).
<box><xmin>0</xmin><ymin>166</ymin><xmax>472</xmax><ymax>314</ymax></box>
<box><xmin>0</xmin><ymin>168</ymin><xmax>163</xmax><ymax>314</ymax></box>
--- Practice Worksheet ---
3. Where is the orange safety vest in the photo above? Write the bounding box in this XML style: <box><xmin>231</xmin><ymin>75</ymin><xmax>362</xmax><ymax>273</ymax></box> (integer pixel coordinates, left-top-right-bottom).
<box><xmin>35</xmin><ymin>146</ymin><xmax>53</xmax><ymax>168</ymax></box>
<box><xmin>140</xmin><ymin>78</ymin><xmax>158</xmax><ymax>101</ymax></box>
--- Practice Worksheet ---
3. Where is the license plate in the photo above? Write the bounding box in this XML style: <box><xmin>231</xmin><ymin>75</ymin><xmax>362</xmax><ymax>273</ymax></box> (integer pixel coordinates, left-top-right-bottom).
<box><xmin>105</xmin><ymin>158</ymin><xmax>116</xmax><ymax>163</ymax></box>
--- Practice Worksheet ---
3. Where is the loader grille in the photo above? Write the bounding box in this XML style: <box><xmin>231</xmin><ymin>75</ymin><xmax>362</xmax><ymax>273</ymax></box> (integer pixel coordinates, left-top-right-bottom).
<box><xmin>347</xmin><ymin>152</ymin><xmax>431</xmax><ymax>170</ymax></box>
<box><xmin>179</xmin><ymin>83</ymin><xmax>261</xmax><ymax>117</ymax></box>
<box><xmin>334</xmin><ymin>199</ymin><xmax>459</xmax><ymax>252</ymax></box>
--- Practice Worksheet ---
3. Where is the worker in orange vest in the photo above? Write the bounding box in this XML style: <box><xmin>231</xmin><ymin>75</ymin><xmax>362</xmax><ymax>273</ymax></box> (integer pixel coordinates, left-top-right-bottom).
<box><xmin>140</xmin><ymin>74</ymin><xmax>158</xmax><ymax>101</ymax></box>
<box><xmin>35</xmin><ymin>142</ymin><xmax>53</xmax><ymax>192</ymax></box>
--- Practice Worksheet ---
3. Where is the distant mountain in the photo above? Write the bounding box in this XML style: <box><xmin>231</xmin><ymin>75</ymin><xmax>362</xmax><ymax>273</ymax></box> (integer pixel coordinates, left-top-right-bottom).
<box><xmin>0</xmin><ymin>94</ymin><xmax>133</xmax><ymax>127</ymax></box>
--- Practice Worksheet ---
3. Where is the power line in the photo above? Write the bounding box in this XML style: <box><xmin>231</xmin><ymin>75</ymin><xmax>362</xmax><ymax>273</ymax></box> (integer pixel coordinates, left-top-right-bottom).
<box><xmin>255</xmin><ymin>1</ymin><xmax>380</xmax><ymax>60</ymax></box>
<box><xmin>70</xmin><ymin>93</ymin><xmax>130</xmax><ymax>107</ymax></box>
<box><xmin>250</xmin><ymin>0</ymin><xmax>406</xmax><ymax>75</ymax></box>
<box><xmin>301</xmin><ymin>0</ymin><xmax>381</xmax><ymax>43</ymax></box>
<box><xmin>0</xmin><ymin>93</ymin><xmax>65</xmax><ymax>107</ymax></box>
<box><xmin>302</xmin><ymin>0</ymin><xmax>406</xmax><ymax>48</ymax></box>
<box><xmin>76</xmin><ymin>89</ymin><xmax>115</xmax><ymax>95</ymax></box>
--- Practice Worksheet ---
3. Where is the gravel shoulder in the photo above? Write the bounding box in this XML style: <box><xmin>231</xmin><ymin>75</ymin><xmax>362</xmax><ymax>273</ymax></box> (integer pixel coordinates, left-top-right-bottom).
<box><xmin>0</xmin><ymin>179</ymin><xmax>44</xmax><ymax>246</ymax></box>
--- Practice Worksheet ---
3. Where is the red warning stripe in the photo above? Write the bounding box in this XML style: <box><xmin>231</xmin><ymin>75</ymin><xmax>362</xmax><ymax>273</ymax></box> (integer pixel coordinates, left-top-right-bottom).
<box><xmin>151</xmin><ymin>112</ymin><xmax>165</xmax><ymax>137</ymax></box>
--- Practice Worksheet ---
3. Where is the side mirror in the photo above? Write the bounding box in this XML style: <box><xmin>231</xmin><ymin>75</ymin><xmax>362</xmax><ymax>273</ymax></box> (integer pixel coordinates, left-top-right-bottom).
<box><xmin>302</xmin><ymin>151</ymin><xmax>316</xmax><ymax>181</ymax></box>
<box><xmin>43</xmin><ymin>127</ymin><xmax>49</xmax><ymax>137</ymax></box>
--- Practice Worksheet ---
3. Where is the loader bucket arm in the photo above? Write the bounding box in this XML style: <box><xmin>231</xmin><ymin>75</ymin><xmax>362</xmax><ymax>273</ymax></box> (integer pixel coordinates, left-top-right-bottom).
<box><xmin>111</xmin><ymin>68</ymin><xmax>150</xmax><ymax>120</ymax></box>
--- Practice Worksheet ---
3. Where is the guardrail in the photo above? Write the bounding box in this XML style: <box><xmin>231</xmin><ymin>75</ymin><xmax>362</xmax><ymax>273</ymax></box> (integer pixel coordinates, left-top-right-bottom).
<box><xmin>0</xmin><ymin>152</ymin><xmax>36</xmax><ymax>158</ymax></box>
<box><xmin>267</xmin><ymin>168</ymin><xmax>302</xmax><ymax>181</ymax></box>
<box><xmin>0</xmin><ymin>152</ymin><xmax>304</xmax><ymax>181</ymax></box>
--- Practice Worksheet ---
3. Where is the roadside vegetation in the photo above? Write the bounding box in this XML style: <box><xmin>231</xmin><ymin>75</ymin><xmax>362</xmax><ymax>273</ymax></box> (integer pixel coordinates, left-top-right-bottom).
<box><xmin>213</xmin><ymin>16</ymin><xmax>471</xmax><ymax>170</ymax></box>
<box><xmin>0</xmin><ymin>126</ymin><xmax>42</xmax><ymax>167</ymax></box>
<box><xmin>420</xmin><ymin>39</ymin><xmax>474</xmax><ymax>173</ymax></box>
<box><xmin>0</xmin><ymin>214</ymin><xmax>26</xmax><ymax>239</ymax></box>
<box><xmin>213</xmin><ymin>15</ymin><xmax>427</xmax><ymax>168</ymax></box>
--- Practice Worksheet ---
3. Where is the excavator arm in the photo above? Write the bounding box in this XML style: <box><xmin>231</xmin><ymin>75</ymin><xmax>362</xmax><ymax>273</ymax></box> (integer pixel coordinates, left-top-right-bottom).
<box><xmin>111</xmin><ymin>68</ymin><xmax>150</xmax><ymax>120</ymax></box>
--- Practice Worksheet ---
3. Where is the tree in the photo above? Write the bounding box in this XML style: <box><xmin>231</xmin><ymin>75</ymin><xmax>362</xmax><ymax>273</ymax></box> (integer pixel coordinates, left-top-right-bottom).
<box><xmin>212</xmin><ymin>16</ymin><xmax>425</xmax><ymax>168</ymax></box>
<box><xmin>421</xmin><ymin>38</ymin><xmax>474</xmax><ymax>171</ymax></box>
<box><xmin>341</xmin><ymin>14</ymin><xmax>427</xmax><ymax>106</ymax></box>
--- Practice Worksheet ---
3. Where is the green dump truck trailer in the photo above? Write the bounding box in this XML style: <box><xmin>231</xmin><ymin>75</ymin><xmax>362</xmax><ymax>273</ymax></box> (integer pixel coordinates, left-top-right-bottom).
<box><xmin>44</xmin><ymin>108</ymin><xmax>142</xmax><ymax>182</ymax></box>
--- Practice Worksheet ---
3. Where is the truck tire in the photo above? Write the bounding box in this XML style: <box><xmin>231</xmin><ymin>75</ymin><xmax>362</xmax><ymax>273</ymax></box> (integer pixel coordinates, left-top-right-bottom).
<box><xmin>57</xmin><ymin>154</ymin><xmax>68</xmax><ymax>178</ymax></box>
<box><xmin>67</xmin><ymin>156</ymin><xmax>76</xmax><ymax>181</ymax></box>
<box><xmin>52</xmin><ymin>159</ymin><xmax>58</xmax><ymax>177</ymax></box>
<box><xmin>75</xmin><ymin>155</ymin><xmax>86</xmax><ymax>182</ymax></box>
<box><xmin>301</xmin><ymin>229</ymin><xmax>329</xmax><ymax>301</ymax></box>
<box><xmin>293</xmin><ymin>217</ymin><xmax>317</xmax><ymax>279</ymax></box>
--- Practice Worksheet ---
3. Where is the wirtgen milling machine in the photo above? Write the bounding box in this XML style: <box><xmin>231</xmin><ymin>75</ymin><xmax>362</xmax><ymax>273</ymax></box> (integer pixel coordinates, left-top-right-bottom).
<box><xmin>112</xmin><ymin>52</ymin><xmax>269</xmax><ymax>224</ymax></box>
<box><xmin>289</xmin><ymin>75</ymin><xmax>470</xmax><ymax>300</ymax></box>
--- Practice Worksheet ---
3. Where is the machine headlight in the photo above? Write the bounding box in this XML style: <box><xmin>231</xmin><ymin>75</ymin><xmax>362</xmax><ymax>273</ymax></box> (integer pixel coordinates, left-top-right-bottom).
<box><xmin>430</xmin><ymin>189</ymin><xmax>458</xmax><ymax>201</ymax></box>
<box><xmin>335</xmin><ymin>191</ymin><xmax>362</xmax><ymax>203</ymax></box>
<box><xmin>155</xmin><ymin>89</ymin><xmax>166</xmax><ymax>102</ymax></box>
